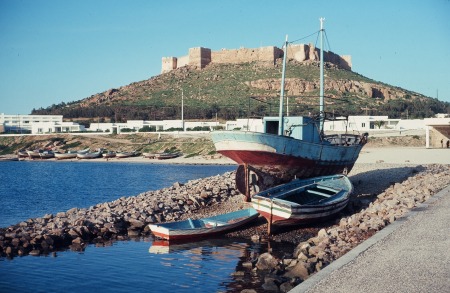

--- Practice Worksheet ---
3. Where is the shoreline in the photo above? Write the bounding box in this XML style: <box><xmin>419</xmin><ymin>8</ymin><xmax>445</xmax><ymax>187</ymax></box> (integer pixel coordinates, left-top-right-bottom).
<box><xmin>14</xmin><ymin>154</ymin><xmax>237</xmax><ymax>165</ymax></box>
<box><xmin>8</xmin><ymin>146</ymin><xmax>450</xmax><ymax>165</ymax></box>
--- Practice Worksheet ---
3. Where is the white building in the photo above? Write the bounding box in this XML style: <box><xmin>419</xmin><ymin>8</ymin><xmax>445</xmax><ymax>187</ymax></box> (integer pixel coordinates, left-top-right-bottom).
<box><xmin>323</xmin><ymin>115</ymin><xmax>425</xmax><ymax>132</ymax></box>
<box><xmin>424</xmin><ymin>117</ymin><xmax>450</xmax><ymax>148</ymax></box>
<box><xmin>0</xmin><ymin>113</ymin><xmax>85</xmax><ymax>134</ymax></box>
<box><xmin>88</xmin><ymin>119</ymin><xmax>220</xmax><ymax>133</ymax></box>
<box><xmin>224</xmin><ymin>118</ymin><xmax>264</xmax><ymax>132</ymax></box>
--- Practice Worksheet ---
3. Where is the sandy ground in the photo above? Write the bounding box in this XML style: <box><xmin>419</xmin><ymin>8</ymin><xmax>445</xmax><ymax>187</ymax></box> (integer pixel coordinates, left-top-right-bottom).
<box><xmin>357</xmin><ymin>147</ymin><xmax>450</xmax><ymax>164</ymax></box>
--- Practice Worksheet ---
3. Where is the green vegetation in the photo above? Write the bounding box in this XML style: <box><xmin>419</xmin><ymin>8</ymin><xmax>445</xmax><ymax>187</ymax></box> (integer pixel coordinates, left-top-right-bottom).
<box><xmin>139</xmin><ymin>126</ymin><xmax>156</xmax><ymax>132</ymax></box>
<box><xmin>31</xmin><ymin>61</ymin><xmax>450</xmax><ymax>121</ymax></box>
<box><xmin>184</xmin><ymin>152</ymin><xmax>200</xmax><ymax>158</ymax></box>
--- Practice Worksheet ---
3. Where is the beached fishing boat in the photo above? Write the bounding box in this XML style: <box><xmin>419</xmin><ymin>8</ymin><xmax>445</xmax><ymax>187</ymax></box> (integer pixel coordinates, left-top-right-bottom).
<box><xmin>76</xmin><ymin>148</ymin><xmax>90</xmax><ymax>154</ymax></box>
<box><xmin>102</xmin><ymin>151</ymin><xmax>116</xmax><ymax>159</ymax></box>
<box><xmin>55</xmin><ymin>148</ymin><xmax>90</xmax><ymax>160</ymax></box>
<box><xmin>116</xmin><ymin>151</ymin><xmax>137</xmax><ymax>158</ymax></box>
<box><xmin>142</xmin><ymin>152</ymin><xmax>156</xmax><ymax>159</ymax></box>
<box><xmin>26</xmin><ymin>150</ymin><xmax>42</xmax><ymax>159</ymax></box>
<box><xmin>77</xmin><ymin>149</ymin><xmax>102</xmax><ymax>159</ymax></box>
<box><xmin>17</xmin><ymin>150</ymin><xmax>29</xmax><ymax>158</ymax></box>
<box><xmin>149</xmin><ymin>208</ymin><xmax>259</xmax><ymax>241</ymax></box>
<box><xmin>39</xmin><ymin>150</ymin><xmax>55</xmax><ymax>159</ymax></box>
<box><xmin>210</xmin><ymin>19</ymin><xmax>367</xmax><ymax>199</ymax></box>
<box><xmin>251</xmin><ymin>174</ymin><xmax>353</xmax><ymax>233</ymax></box>
<box><xmin>155</xmin><ymin>152</ymin><xmax>180</xmax><ymax>160</ymax></box>
<box><xmin>54</xmin><ymin>152</ymin><xmax>77</xmax><ymax>160</ymax></box>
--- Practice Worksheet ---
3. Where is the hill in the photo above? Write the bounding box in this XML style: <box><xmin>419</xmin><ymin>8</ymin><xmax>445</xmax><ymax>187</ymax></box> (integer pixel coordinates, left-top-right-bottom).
<box><xmin>32</xmin><ymin>60</ymin><xmax>449</xmax><ymax>124</ymax></box>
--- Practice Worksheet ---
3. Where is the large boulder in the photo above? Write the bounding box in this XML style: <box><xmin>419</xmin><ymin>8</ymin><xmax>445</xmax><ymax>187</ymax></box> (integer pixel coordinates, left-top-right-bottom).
<box><xmin>256</xmin><ymin>253</ymin><xmax>279</xmax><ymax>271</ymax></box>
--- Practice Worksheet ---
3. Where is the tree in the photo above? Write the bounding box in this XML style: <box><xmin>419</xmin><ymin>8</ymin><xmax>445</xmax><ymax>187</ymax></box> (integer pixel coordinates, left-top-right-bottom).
<box><xmin>374</xmin><ymin>120</ymin><xmax>385</xmax><ymax>129</ymax></box>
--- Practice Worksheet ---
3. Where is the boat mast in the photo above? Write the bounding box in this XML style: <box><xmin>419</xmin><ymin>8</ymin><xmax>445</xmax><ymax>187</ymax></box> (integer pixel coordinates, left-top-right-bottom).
<box><xmin>319</xmin><ymin>17</ymin><xmax>325</xmax><ymax>133</ymax></box>
<box><xmin>278</xmin><ymin>35</ymin><xmax>288</xmax><ymax>136</ymax></box>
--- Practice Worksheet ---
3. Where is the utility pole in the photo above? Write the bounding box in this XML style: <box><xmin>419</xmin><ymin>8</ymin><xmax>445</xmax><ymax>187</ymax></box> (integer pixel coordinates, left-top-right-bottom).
<box><xmin>181</xmin><ymin>89</ymin><xmax>185</xmax><ymax>131</ymax></box>
<box><xmin>278</xmin><ymin>35</ymin><xmax>288</xmax><ymax>136</ymax></box>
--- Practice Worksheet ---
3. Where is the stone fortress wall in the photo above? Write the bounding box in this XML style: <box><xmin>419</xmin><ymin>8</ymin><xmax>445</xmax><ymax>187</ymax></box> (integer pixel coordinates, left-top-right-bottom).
<box><xmin>161</xmin><ymin>44</ymin><xmax>351</xmax><ymax>73</ymax></box>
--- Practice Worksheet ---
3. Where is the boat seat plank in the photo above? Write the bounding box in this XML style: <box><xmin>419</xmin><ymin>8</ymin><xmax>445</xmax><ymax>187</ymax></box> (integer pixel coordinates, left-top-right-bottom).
<box><xmin>306</xmin><ymin>189</ymin><xmax>333</xmax><ymax>198</ymax></box>
<box><xmin>316</xmin><ymin>185</ymin><xmax>340</xmax><ymax>193</ymax></box>
<box><xmin>204</xmin><ymin>220</ymin><xmax>227</xmax><ymax>227</ymax></box>
<box><xmin>188</xmin><ymin>218</ymin><xmax>196</xmax><ymax>228</ymax></box>
<box><xmin>271</xmin><ymin>185</ymin><xmax>312</xmax><ymax>199</ymax></box>
<box><xmin>282</xmin><ymin>192</ymin><xmax>325</xmax><ymax>205</ymax></box>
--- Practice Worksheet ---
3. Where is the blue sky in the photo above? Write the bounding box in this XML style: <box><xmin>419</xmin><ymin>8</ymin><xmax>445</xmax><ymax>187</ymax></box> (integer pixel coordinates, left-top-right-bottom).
<box><xmin>1</xmin><ymin>0</ymin><xmax>449</xmax><ymax>115</ymax></box>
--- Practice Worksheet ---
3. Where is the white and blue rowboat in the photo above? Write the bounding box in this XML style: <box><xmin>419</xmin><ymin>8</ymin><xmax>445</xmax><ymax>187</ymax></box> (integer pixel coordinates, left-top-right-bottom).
<box><xmin>251</xmin><ymin>174</ymin><xmax>353</xmax><ymax>233</ymax></box>
<box><xmin>148</xmin><ymin>208</ymin><xmax>259</xmax><ymax>241</ymax></box>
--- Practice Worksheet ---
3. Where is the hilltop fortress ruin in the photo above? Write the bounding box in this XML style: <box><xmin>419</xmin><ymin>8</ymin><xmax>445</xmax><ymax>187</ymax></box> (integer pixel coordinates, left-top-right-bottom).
<box><xmin>162</xmin><ymin>44</ymin><xmax>352</xmax><ymax>73</ymax></box>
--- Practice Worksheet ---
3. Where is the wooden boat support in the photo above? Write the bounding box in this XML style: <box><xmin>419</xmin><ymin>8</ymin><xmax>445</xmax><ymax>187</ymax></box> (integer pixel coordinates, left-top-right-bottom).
<box><xmin>268</xmin><ymin>199</ymin><xmax>274</xmax><ymax>235</ymax></box>
<box><xmin>244</xmin><ymin>163</ymin><xmax>250</xmax><ymax>202</ymax></box>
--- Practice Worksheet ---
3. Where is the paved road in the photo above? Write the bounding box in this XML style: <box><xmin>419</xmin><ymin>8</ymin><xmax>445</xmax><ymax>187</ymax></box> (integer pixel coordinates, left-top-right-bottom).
<box><xmin>291</xmin><ymin>184</ymin><xmax>450</xmax><ymax>293</ymax></box>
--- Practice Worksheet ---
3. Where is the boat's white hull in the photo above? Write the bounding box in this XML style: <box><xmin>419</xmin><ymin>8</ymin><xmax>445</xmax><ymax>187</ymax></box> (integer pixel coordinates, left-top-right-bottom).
<box><xmin>55</xmin><ymin>153</ymin><xmax>77</xmax><ymax>160</ymax></box>
<box><xmin>77</xmin><ymin>152</ymin><xmax>101</xmax><ymax>159</ymax></box>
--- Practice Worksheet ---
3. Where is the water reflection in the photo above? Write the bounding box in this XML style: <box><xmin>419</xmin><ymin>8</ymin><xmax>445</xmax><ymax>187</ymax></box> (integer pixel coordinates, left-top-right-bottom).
<box><xmin>148</xmin><ymin>237</ymin><xmax>296</xmax><ymax>292</ymax></box>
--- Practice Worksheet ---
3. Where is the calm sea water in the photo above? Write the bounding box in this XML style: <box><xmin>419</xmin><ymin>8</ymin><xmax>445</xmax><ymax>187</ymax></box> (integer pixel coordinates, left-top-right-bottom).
<box><xmin>0</xmin><ymin>161</ymin><xmax>294</xmax><ymax>292</ymax></box>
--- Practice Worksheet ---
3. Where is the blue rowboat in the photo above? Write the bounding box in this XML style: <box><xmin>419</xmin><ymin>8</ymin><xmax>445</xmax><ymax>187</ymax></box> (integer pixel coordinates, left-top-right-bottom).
<box><xmin>148</xmin><ymin>208</ymin><xmax>259</xmax><ymax>241</ymax></box>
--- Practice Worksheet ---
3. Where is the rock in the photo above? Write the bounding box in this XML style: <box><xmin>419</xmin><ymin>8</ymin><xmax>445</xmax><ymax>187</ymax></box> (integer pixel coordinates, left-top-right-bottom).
<box><xmin>72</xmin><ymin>237</ymin><xmax>83</xmax><ymax>245</ymax></box>
<box><xmin>317</xmin><ymin>228</ymin><xmax>328</xmax><ymax>238</ymax></box>
<box><xmin>5</xmin><ymin>246</ymin><xmax>13</xmax><ymax>255</ymax></box>
<box><xmin>293</xmin><ymin>242</ymin><xmax>310</xmax><ymax>258</ymax></box>
<box><xmin>43</xmin><ymin>214</ymin><xmax>53</xmax><ymax>220</ymax></box>
<box><xmin>128</xmin><ymin>219</ymin><xmax>144</xmax><ymax>229</ymax></box>
<box><xmin>284</xmin><ymin>261</ymin><xmax>310</xmax><ymax>280</ymax></box>
<box><xmin>279</xmin><ymin>281</ymin><xmax>294</xmax><ymax>293</ymax></box>
<box><xmin>256</xmin><ymin>253</ymin><xmax>279</xmax><ymax>271</ymax></box>
<box><xmin>296</xmin><ymin>252</ymin><xmax>308</xmax><ymax>262</ymax></box>
<box><xmin>29</xmin><ymin>249</ymin><xmax>41</xmax><ymax>256</ymax></box>
<box><xmin>251</xmin><ymin>235</ymin><xmax>261</xmax><ymax>242</ymax></box>
<box><xmin>262</xmin><ymin>278</ymin><xmax>279</xmax><ymax>291</ymax></box>
<box><xmin>127</xmin><ymin>229</ymin><xmax>140</xmax><ymax>237</ymax></box>
<box><xmin>308</xmin><ymin>245</ymin><xmax>322</xmax><ymax>257</ymax></box>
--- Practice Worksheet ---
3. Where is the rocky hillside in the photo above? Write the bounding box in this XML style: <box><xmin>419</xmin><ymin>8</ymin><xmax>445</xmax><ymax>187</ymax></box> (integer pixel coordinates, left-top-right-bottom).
<box><xmin>32</xmin><ymin>60</ymin><xmax>449</xmax><ymax>122</ymax></box>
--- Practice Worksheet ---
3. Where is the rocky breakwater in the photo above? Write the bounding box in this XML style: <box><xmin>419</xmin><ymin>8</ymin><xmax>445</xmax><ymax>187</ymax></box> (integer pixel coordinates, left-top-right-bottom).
<box><xmin>0</xmin><ymin>172</ymin><xmax>241</xmax><ymax>258</ymax></box>
<box><xmin>247</xmin><ymin>164</ymin><xmax>450</xmax><ymax>292</ymax></box>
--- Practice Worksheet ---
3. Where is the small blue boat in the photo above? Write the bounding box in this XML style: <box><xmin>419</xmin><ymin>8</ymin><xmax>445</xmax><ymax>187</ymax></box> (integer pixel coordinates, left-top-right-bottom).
<box><xmin>148</xmin><ymin>208</ymin><xmax>259</xmax><ymax>241</ymax></box>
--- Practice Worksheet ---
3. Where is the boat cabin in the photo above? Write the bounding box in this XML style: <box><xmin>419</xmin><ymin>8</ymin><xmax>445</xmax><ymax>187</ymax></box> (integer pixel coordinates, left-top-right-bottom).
<box><xmin>263</xmin><ymin>116</ymin><xmax>322</xmax><ymax>143</ymax></box>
